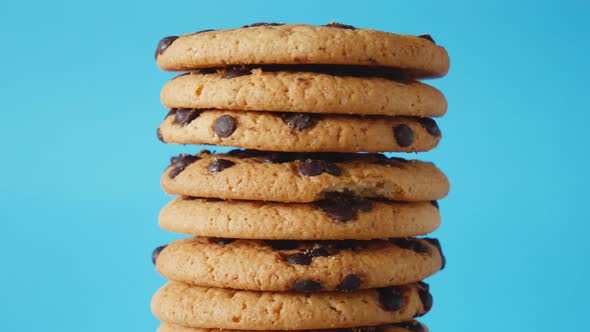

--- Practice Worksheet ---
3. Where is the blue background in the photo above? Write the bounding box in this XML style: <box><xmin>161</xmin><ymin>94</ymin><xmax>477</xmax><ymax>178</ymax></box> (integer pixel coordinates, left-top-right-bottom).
<box><xmin>0</xmin><ymin>0</ymin><xmax>588</xmax><ymax>331</ymax></box>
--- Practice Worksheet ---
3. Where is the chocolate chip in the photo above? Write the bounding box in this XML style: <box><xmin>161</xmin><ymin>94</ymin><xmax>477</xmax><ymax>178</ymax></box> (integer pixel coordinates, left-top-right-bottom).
<box><xmin>417</xmin><ymin>117</ymin><xmax>441</xmax><ymax>137</ymax></box>
<box><xmin>430</xmin><ymin>200</ymin><xmax>439</xmax><ymax>209</ymax></box>
<box><xmin>390</xmin><ymin>238</ymin><xmax>430</xmax><ymax>254</ymax></box>
<box><xmin>168</xmin><ymin>154</ymin><xmax>200</xmax><ymax>179</ymax></box>
<box><xmin>323</xmin><ymin>22</ymin><xmax>356</xmax><ymax>30</ymax></box>
<box><xmin>281</xmin><ymin>113</ymin><xmax>317</xmax><ymax>130</ymax></box>
<box><xmin>315</xmin><ymin>194</ymin><xmax>373</xmax><ymax>222</ymax></box>
<box><xmin>298</xmin><ymin>160</ymin><xmax>341</xmax><ymax>177</ymax></box>
<box><xmin>265</xmin><ymin>240</ymin><xmax>299</xmax><ymax>250</ymax></box>
<box><xmin>308</xmin><ymin>246</ymin><xmax>330</xmax><ymax>257</ymax></box>
<box><xmin>154</xmin><ymin>36</ymin><xmax>178</xmax><ymax>59</ymax></box>
<box><xmin>331</xmin><ymin>240</ymin><xmax>367</xmax><ymax>251</ymax></box>
<box><xmin>293</xmin><ymin>279</ymin><xmax>322</xmax><ymax>292</ymax></box>
<box><xmin>377</xmin><ymin>286</ymin><xmax>405</xmax><ymax>311</ymax></box>
<box><xmin>174</xmin><ymin>109</ymin><xmax>201</xmax><ymax>125</ymax></box>
<box><xmin>286</xmin><ymin>253</ymin><xmax>312</xmax><ymax>265</ymax></box>
<box><xmin>393</xmin><ymin>124</ymin><xmax>414</xmax><ymax>147</ymax></box>
<box><xmin>391</xmin><ymin>322</ymin><xmax>424</xmax><ymax>332</ymax></box>
<box><xmin>337</xmin><ymin>274</ymin><xmax>361</xmax><ymax>291</ymax></box>
<box><xmin>423</xmin><ymin>238</ymin><xmax>446</xmax><ymax>270</ymax></box>
<box><xmin>207</xmin><ymin>159</ymin><xmax>236</xmax><ymax>173</ymax></box>
<box><xmin>417</xmin><ymin>282</ymin><xmax>433</xmax><ymax>313</ymax></box>
<box><xmin>418</xmin><ymin>34</ymin><xmax>436</xmax><ymax>44</ymax></box>
<box><xmin>208</xmin><ymin>238</ymin><xmax>236</xmax><ymax>245</ymax></box>
<box><xmin>157</xmin><ymin>127</ymin><xmax>164</xmax><ymax>142</ymax></box>
<box><xmin>151</xmin><ymin>245</ymin><xmax>167</xmax><ymax>265</ymax></box>
<box><xmin>214</xmin><ymin>115</ymin><xmax>238</xmax><ymax>137</ymax></box>
<box><xmin>222</xmin><ymin>68</ymin><xmax>251</xmax><ymax>79</ymax></box>
<box><xmin>243</xmin><ymin>22</ymin><xmax>285</xmax><ymax>28</ymax></box>
<box><xmin>353</xmin><ymin>327</ymin><xmax>384</xmax><ymax>332</ymax></box>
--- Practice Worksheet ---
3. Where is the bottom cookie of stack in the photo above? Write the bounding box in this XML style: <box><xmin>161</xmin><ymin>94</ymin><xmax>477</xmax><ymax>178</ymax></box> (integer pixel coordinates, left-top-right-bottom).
<box><xmin>158</xmin><ymin>321</ymin><xmax>428</xmax><ymax>332</ymax></box>
<box><xmin>152</xmin><ymin>281</ymin><xmax>432</xmax><ymax>330</ymax></box>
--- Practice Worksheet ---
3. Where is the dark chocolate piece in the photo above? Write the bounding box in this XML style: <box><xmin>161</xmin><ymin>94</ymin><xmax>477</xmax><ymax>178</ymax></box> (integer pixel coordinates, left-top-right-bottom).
<box><xmin>214</xmin><ymin>115</ymin><xmax>238</xmax><ymax>137</ymax></box>
<box><xmin>207</xmin><ymin>159</ymin><xmax>236</xmax><ymax>173</ymax></box>
<box><xmin>154</xmin><ymin>36</ymin><xmax>178</xmax><ymax>59</ymax></box>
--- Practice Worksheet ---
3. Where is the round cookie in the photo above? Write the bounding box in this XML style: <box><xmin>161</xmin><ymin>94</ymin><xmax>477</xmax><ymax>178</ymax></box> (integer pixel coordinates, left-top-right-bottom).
<box><xmin>161</xmin><ymin>150</ymin><xmax>450</xmax><ymax>203</ymax></box>
<box><xmin>155</xmin><ymin>23</ymin><xmax>450</xmax><ymax>79</ymax></box>
<box><xmin>160</xmin><ymin>69</ymin><xmax>447</xmax><ymax>117</ymax></box>
<box><xmin>153</xmin><ymin>237</ymin><xmax>444</xmax><ymax>292</ymax></box>
<box><xmin>157</xmin><ymin>321</ymin><xmax>429</xmax><ymax>332</ymax></box>
<box><xmin>158</xmin><ymin>109</ymin><xmax>442</xmax><ymax>153</ymax></box>
<box><xmin>159</xmin><ymin>196</ymin><xmax>441</xmax><ymax>240</ymax></box>
<box><xmin>151</xmin><ymin>281</ymin><xmax>432</xmax><ymax>330</ymax></box>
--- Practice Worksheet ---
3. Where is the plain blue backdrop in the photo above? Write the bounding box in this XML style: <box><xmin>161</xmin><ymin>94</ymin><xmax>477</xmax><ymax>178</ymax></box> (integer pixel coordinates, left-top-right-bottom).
<box><xmin>0</xmin><ymin>0</ymin><xmax>589</xmax><ymax>331</ymax></box>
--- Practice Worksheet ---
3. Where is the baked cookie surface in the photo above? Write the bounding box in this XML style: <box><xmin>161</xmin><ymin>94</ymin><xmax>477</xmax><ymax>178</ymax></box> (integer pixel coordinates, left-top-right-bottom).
<box><xmin>159</xmin><ymin>196</ymin><xmax>441</xmax><ymax>240</ymax></box>
<box><xmin>158</xmin><ymin>109</ymin><xmax>441</xmax><ymax>153</ymax></box>
<box><xmin>153</xmin><ymin>237</ymin><xmax>444</xmax><ymax>292</ymax></box>
<box><xmin>151</xmin><ymin>281</ymin><xmax>432</xmax><ymax>330</ymax></box>
<box><xmin>157</xmin><ymin>320</ymin><xmax>429</xmax><ymax>332</ymax></box>
<box><xmin>160</xmin><ymin>69</ymin><xmax>447</xmax><ymax>117</ymax></box>
<box><xmin>161</xmin><ymin>150</ymin><xmax>450</xmax><ymax>203</ymax></box>
<box><xmin>155</xmin><ymin>23</ymin><xmax>450</xmax><ymax>79</ymax></box>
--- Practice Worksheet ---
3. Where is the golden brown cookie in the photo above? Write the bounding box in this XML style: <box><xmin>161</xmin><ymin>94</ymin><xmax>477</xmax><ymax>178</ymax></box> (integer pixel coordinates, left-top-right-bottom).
<box><xmin>157</xmin><ymin>320</ymin><xmax>429</xmax><ymax>332</ymax></box>
<box><xmin>161</xmin><ymin>150</ymin><xmax>449</xmax><ymax>203</ymax></box>
<box><xmin>153</xmin><ymin>237</ymin><xmax>444</xmax><ymax>292</ymax></box>
<box><xmin>160</xmin><ymin>69</ymin><xmax>447</xmax><ymax>117</ymax></box>
<box><xmin>159</xmin><ymin>196</ymin><xmax>441</xmax><ymax>240</ymax></box>
<box><xmin>157</xmin><ymin>109</ymin><xmax>441</xmax><ymax>153</ymax></box>
<box><xmin>155</xmin><ymin>23</ymin><xmax>450</xmax><ymax>78</ymax></box>
<box><xmin>151</xmin><ymin>281</ymin><xmax>432</xmax><ymax>330</ymax></box>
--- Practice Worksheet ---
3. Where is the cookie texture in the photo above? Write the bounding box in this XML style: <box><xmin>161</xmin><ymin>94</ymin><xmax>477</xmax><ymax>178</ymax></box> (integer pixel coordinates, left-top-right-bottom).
<box><xmin>155</xmin><ymin>24</ymin><xmax>450</xmax><ymax>78</ymax></box>
<box><xmin>161</xmin><ymin>70</ymin><xmax>447</xmax><ymax>117</ymax></box>
<box><xmin>159</xmin><ymin>197</ymin><xmax>440</xmax><ymax>240</ymax></box>
<box><xmin>151</xmin><ymin>281</ymin><xmax>431</xmax><ymax>330</ymax></box>
<box><xmin>157</xmin><ymin>321</ymin><xmax>429</xmax><ymax>332</ymax></box>
<box><xmin>154</xmin><ymin>237</ymin><xmax>444</xmax><ymax>291</ymax></box>
<box><xmin>158</xmin><ymin>109</ymin><xmax>441</xmax><ymax>153</ymax></box>
<box><xmin>161</xmin><ymin>150</ymin><xmax>449</xmax><ymax>203</ymax></box>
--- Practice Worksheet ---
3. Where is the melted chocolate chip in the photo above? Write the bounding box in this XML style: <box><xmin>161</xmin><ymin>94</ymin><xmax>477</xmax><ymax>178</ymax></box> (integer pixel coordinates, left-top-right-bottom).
<box><xmin>298</xmin><ymin>159</ymin><xmax>341</xmax><ymax>176</ymax></box>
<box><xmin>417</xmin><ymin>117</ymin><xmax>441</xmax><ymax>137</ymax></box>
<box><xmin>331</xmin><ymin>240</ymin><xmax>368</xmax><ymax>251</ymax></box>
<box><xmin>168</xmin><ymin>154</ymin><xmax>200</xmax><ymax>179</ymax></box>
<box><xmin>293</xmin><ymin>279</ymin><xmax>322</xmax><ymax>292</ymax></box>
<box><xmin>390</xmin><ymin>238</ymin><xmax>430</xmax><ymax>254</ymax></box>
<box><xmin>243</xmin><ymin>22</ymin><xmax>285</xmax><ymax>28</ymax></box>
<box><xmin>418</xmin><ymin>34</ymin><xmax>436</xmax><ymax>44</ymax></box>
<box><xmin>323</xmin><ymin>22</ymin><xmax>356</xmax><ymax>30</ymax></box>
<box><xmin>337</xmin><ymin>274</ymin><xmax>361</xmax><ymax>291</ymax></box>
<box><xmin>151</xmin><ymin>245</ymin><xmax>167</xmax><ymax>265</ymax></box>
<box><xmin>208</xmin><ymin>238</ymin><xmax>236</xmax><ymax>245</ymax></box>
<box><xmin>265</xmin><ymin>240</ymin><xmax>299</xmax><ymax>250</ymax></box>
<box><xmin>423</xmin><ymin>238</ymin><xmax>446</xmax><ymax>270</ymax></box>
<box><xmin>308</xmin><ymin>246</ymin><xmax>330</xmax><ymax>257</ymax></box>
<box><xmin>281</xmin><ymin>113</ymin><xmax>317</xmax><ymax>130</ymax></box>
<box><xmin>154</xmin><ymin>36</ymin><xmax>178</xmax><ymax>59</ymax></box>
<box><xmin>207</xmin><ymin>159</ymin><xmax>236</xmax><ymax>173</ymax></box>
<box><xmin>393</xmin><ymin>124</ymin><xmax>414</xmax><ymax>147</ymax></box>
<box><xmin>315</xmin><ymin>194</ymin><xmax>373</xmax><ymax>222</ymax></box>
<box><xmin>174</xmin><ymin>108</ymin><xmax>202</xmax><ymax>125</ymax></box>
<box><xmin>391</xmin><ymin>322</ymin><xmax>424</xmax><ymax>332</ymax></box>
<box><xmin>286</xmin><ymin>253</ymin><xmax>312</xmax><ymax>265</ymax></box>
<box><xmin>157</xmin><ymin>127</ymin><xmax>164</xmax><ymax>142</ymax></box>
<box><xmin>377</xmin><ymin>286</ymin><xmax>405</xmax><ymax>311</ymax></box>
<box><xmin>417</xmin><ymin>282</ymin><xmax>433</xmax><ymax>313</ymax></box>
<box><xmin>430</xmin><ymin>200</ymin><xmax>439</xmax><ymax>209</ymax></box>
<box><xmin>223</xmin><ymin>68</ymin><xmax>251</xmax><ymax>79</ymax></box>
<box><xmin>214</xmin><ymin>115</ymin><xmax>238</xmax><ymax>138</ymax></box>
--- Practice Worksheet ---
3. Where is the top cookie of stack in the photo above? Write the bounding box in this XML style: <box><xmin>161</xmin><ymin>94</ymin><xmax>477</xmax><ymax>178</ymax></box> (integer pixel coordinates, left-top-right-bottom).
<box><xmin>156</xmin><ymin>22</ymin><xmax>450</xmax><ymax>153</ymax></box>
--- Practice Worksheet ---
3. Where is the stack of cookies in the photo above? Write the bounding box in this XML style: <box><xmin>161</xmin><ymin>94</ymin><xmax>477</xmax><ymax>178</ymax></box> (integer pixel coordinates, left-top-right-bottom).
<box><xmin>151</xmin><ymin>23</ymin><xmax>450</xmax><ymax>332</ymax></box>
